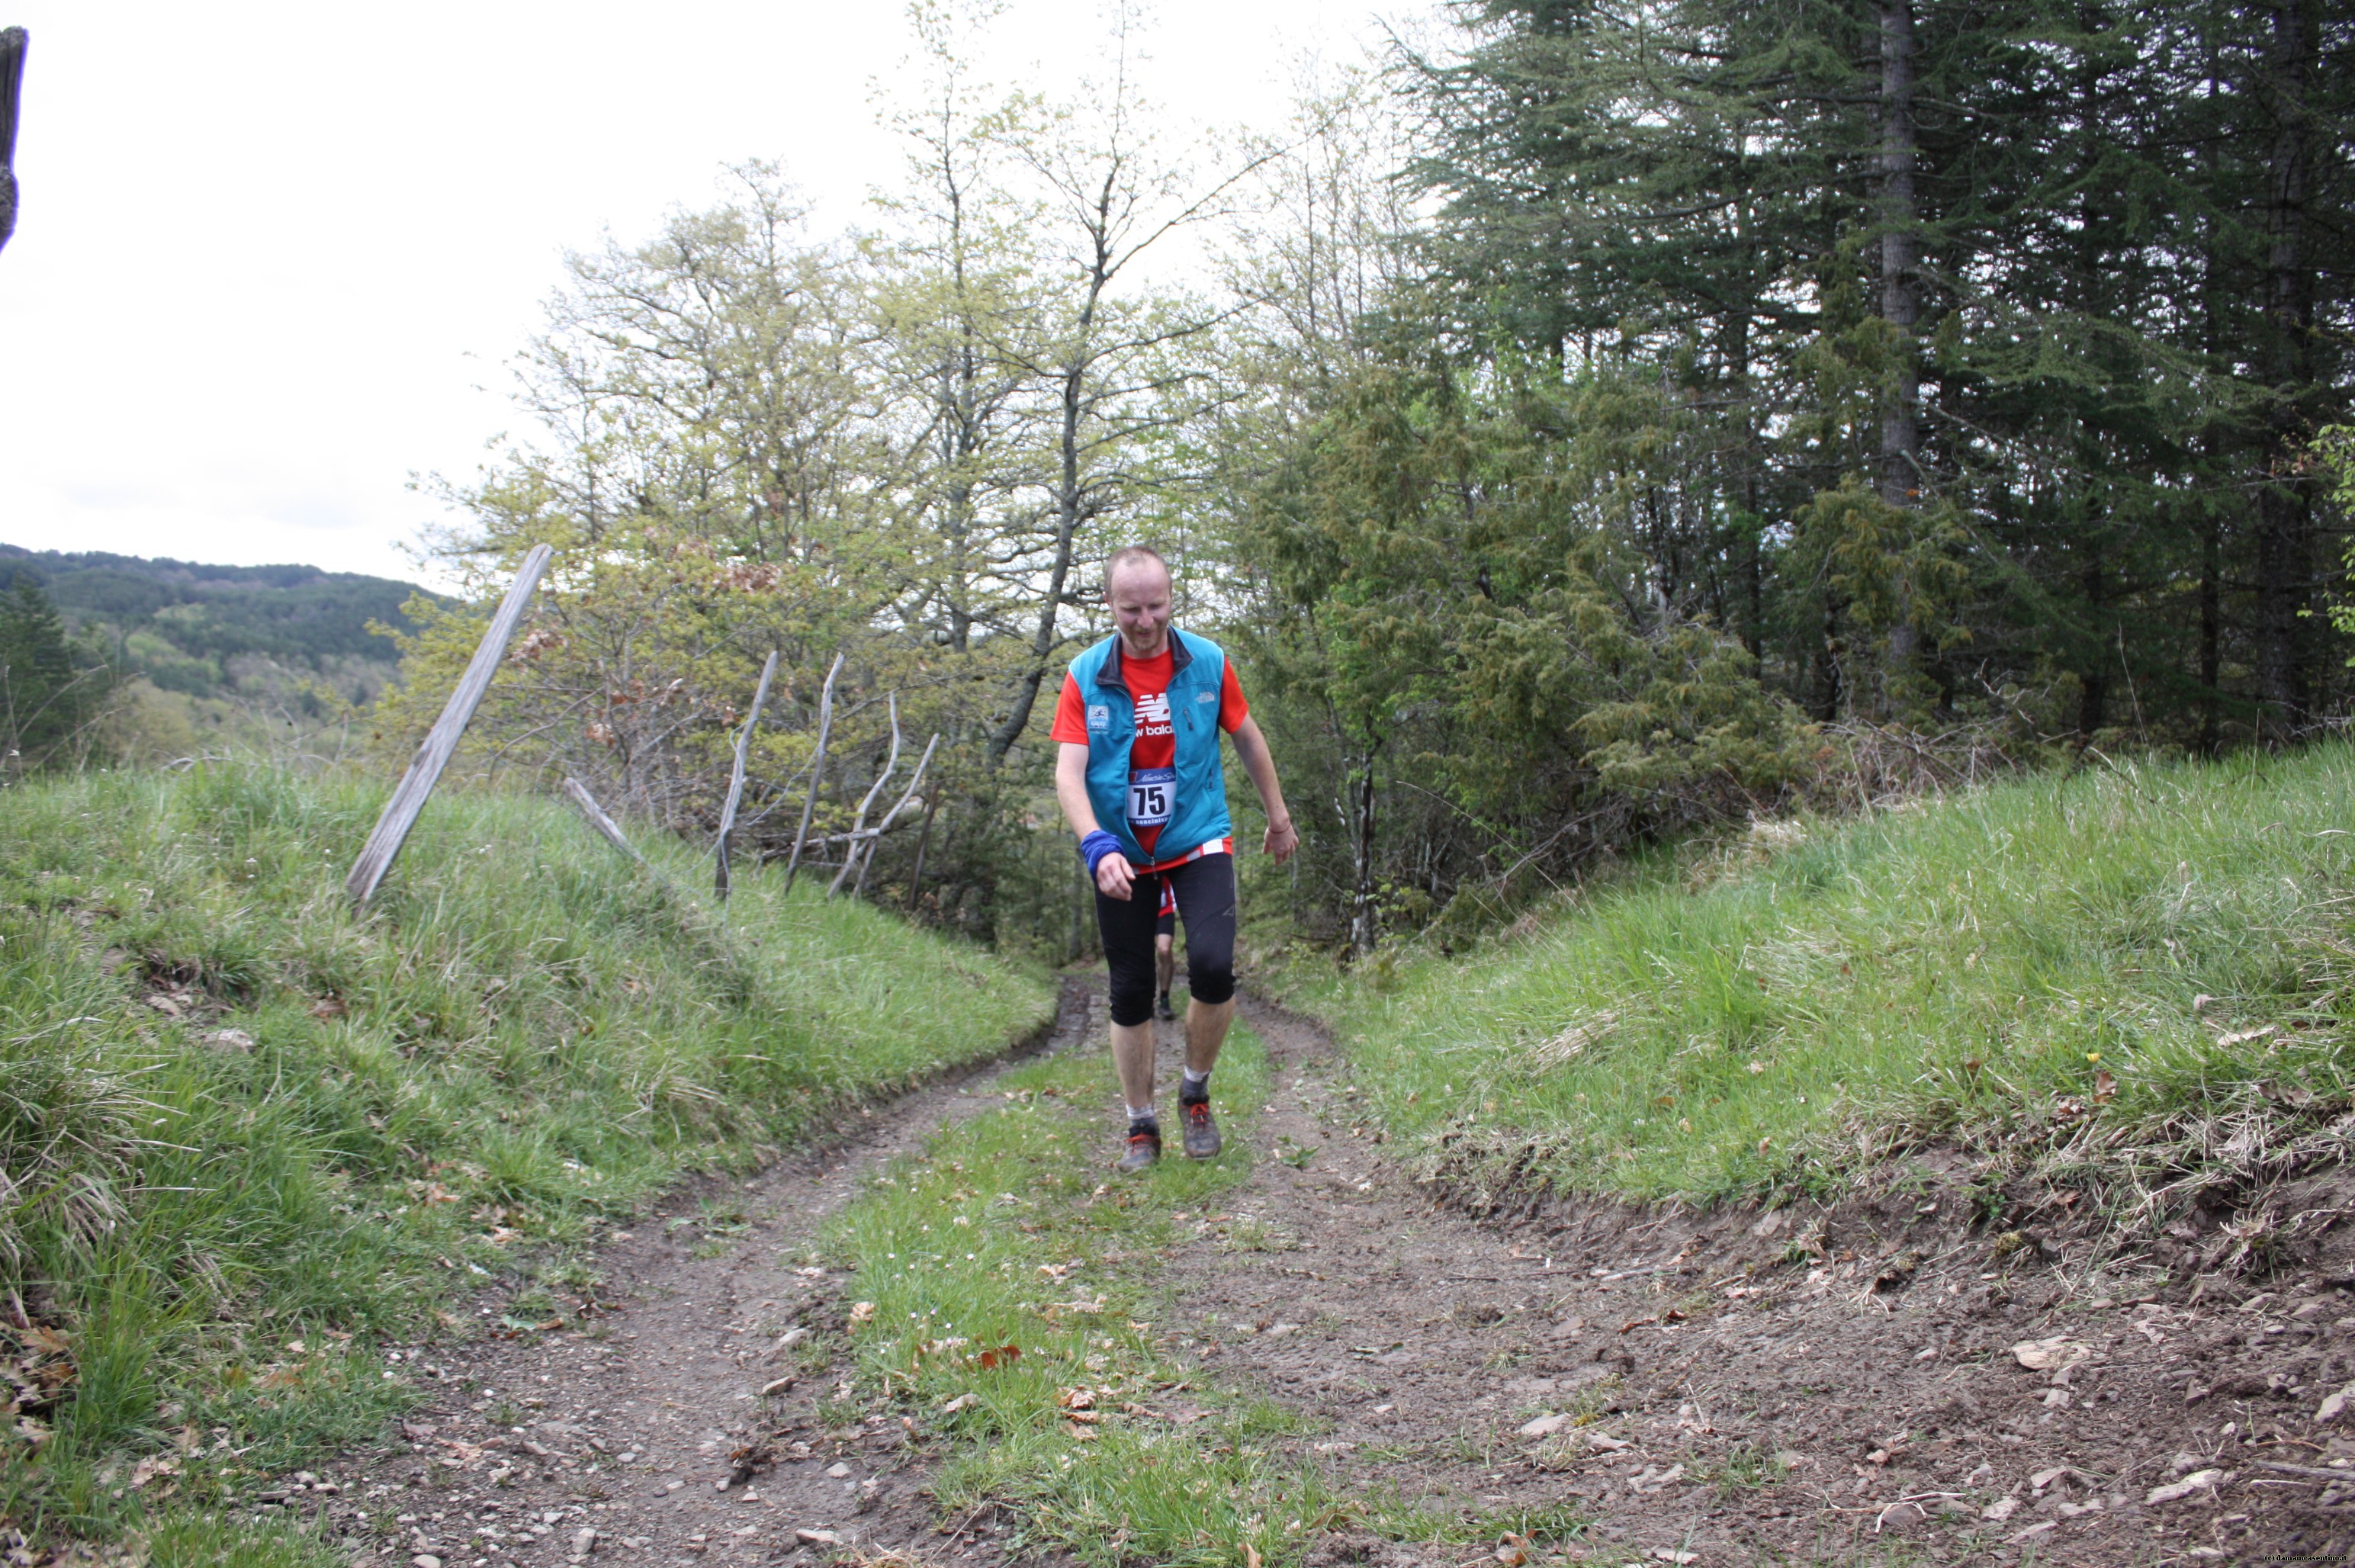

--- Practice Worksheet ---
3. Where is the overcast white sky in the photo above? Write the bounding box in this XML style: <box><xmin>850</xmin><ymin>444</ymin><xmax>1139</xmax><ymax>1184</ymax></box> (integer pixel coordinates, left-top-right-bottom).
<box><xmin>0</xmin><ymin>1</ymin><xmax>1420</xmax><ymax>587</ymax></box>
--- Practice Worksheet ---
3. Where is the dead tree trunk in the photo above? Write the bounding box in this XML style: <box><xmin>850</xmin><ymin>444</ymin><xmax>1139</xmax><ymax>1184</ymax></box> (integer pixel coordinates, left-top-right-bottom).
<box><xmin>1877</xmin><ymin>0</ymin><xmax>1920</xmax><ymax>698</ymax></box>
<box><xmin>781</xmin><ymin>654</ymin><xmax>843</xmax><ymax>898</ymax></box>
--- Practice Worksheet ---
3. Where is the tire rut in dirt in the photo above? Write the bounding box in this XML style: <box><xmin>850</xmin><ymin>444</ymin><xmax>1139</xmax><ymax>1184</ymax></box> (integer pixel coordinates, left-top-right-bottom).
<box><xmin>1149</xmin><ymin>994</ymin><xmax>2355</xmax><ymax>1566</ymax></box>
<box><xmin>320</xmin><ymin>977</ymin><xmax>1096</xmax><ymax>1568</ymax></box>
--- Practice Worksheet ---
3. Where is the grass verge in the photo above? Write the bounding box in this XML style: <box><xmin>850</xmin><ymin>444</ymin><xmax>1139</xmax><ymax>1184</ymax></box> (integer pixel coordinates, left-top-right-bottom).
<box><xmin>821</xmin><ymin>1024</ymin><xmax>1589</xmax><ymax>1566</ymax></box>
<box><xmin>1279</xmin><ymin>743</ymin><xmax>2355</xmax><ymax>1217</ymax></box>
<box><xmin>0</xmin><ymin>764</ymin><xmax>1054</xmax><ymax>1553</ymax></box>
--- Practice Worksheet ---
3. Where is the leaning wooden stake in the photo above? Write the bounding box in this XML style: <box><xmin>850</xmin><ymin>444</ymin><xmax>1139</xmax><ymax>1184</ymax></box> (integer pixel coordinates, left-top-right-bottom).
<box><xmin>715</xmin><ymin>649</ymin><xmax>779</xmax><ymax>901</ymax></box>
<box><xmin>904</xmin><ymin>782</ymin><xmax>942</xmax><ymax>913</ymax></box>
<box><xmin>562</xmin><ymin>776</ymin><xmax>644</xmax><ymax>864</ymax></box>
<box><xmin>853</xmin><ymin>732</ymin><xmax>939</xmax><ymax>898</ymax></box>
<box><xmin>345</xmin><ymin>544</ymin><xmax>553</xmax><ymax>906</ymax></box>
<box><xmin>780</xmin><ymin>653</ymin><xmax>843</xmax><ymax>898</ymax></box>
<box><xmin>828</xmin><ymin>694</ymin><xmax>901</xmax><ymax>898</ymax></box>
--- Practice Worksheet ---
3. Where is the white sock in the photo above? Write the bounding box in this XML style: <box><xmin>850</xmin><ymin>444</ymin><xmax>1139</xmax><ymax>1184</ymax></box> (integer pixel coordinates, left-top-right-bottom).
<box><xmin>1181</xmin><ymin>1067</ymin><xmax>1210</xmax><ymax>1097</ymax></box>
<box><xmin>1126</xmin><ymin>1104</ymin><xmax>1158</xmax><ymax>1125</ymax></box>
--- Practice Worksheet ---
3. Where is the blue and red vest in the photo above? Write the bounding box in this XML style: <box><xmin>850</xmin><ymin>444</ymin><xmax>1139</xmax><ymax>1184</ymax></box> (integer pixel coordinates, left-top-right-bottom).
<box><xmin>1068</xmin><ymin>628</ymin><xmax>1234</xmax><ymax>867</ymax></box>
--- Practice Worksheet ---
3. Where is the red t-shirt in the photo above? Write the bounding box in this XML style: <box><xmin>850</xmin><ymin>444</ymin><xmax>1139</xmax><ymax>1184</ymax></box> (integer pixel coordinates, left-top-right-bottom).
<box><xmin>1050</xmin><ymin>643</ymin><xmax>1249</xmax><ymax>860</ymax></box>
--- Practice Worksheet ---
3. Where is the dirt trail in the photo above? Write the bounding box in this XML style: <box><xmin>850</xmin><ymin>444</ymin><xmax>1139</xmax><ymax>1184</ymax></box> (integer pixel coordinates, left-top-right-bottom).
<box><xmin>296</xmin><ymin>980</ymin><xmax>2354</xmax><ymax>1568</ymax></box>
<box><xmin>1181</xmin><ymin>997</ymin><xmax>2355</xmax><ymax>1566</ymax></box>
<box><xmin>313</xmin><ymin>978</ymin><xmax>1098</xmax><ymax>1568</ymax></box>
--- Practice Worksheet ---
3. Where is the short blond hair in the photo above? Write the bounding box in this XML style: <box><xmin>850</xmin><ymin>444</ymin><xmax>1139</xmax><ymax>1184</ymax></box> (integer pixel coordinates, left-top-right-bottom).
<box><xmin>1103</xmin><ymin>545</ymin><xmax>1170</xmax><ymax>596</ymax></box>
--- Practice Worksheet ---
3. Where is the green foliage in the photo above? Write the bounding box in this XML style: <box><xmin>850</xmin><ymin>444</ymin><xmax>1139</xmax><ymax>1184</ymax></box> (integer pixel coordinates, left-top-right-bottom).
<box><xmin>1397</xmin><ymin>0</ymin><xmax>2355</xmax><ymax>740</ymax></box>
<box><xmin>1281</xmin><ymin>739</ymin><xmax>2355</xmax><ymax>1210</ymax></box>
<box><xmin>0</xmin><ymin>546</ymin><xmax>432</xmax><ymax>705</ymax></box>
<box><xmin>0</xmin><ymin>765</ymin><xmax>1052</xmax><ymax>1548</ymax></box>
<box><xmin>1234</xmin><ymin>350</ymin><xmax>1810</xmax><ymax>948</ymax></box>
<box><xmin>0</xmin><ymin>577</ymin><xmax>115</xmax><ymax>771</ymax></box>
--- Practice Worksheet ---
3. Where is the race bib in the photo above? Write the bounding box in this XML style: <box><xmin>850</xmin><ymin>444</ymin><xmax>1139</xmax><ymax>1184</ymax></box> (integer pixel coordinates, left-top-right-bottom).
<box><xmin>1126</xmin><ymin>766</ymin><xmax>1174</xmax><ymax>827</ymax></box>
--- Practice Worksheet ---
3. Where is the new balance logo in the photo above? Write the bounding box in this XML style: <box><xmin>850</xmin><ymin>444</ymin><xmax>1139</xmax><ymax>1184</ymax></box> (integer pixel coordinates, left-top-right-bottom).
<box><xmin>1136</xmin><ymin>692</ymin><xmax>1171</xmax><ymax>726</ymax></box>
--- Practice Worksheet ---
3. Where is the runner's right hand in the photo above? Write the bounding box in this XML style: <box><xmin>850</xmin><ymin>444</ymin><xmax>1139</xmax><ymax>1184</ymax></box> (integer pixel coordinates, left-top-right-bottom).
<box><xmin>1094</xmin><ymin>852</ymin><xmax>1136</xmax><ymax>900</ymax></box>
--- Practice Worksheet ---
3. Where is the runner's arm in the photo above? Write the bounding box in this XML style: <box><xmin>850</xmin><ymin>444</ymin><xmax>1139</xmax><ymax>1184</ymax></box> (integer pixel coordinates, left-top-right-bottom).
<box><xmin>1055</xmin><ymin>741</ymin><xmax>1136</xmax><ymax>898</ymax></box>
<box><xmin>1228</xmin><ymin>717</ymin><xmax>1299</xmax><ymax>863</ymax></box>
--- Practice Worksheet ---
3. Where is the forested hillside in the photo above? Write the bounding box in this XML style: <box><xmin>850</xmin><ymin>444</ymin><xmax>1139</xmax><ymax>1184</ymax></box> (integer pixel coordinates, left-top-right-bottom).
<box><xmin>0</xmin><ymin>545</ymin><xmax>434</xmax><ymax>707</ymax></box>
<box><xmin>380</xmin><ymin>0</ymin><xmax>2355</xmax><ymax>956</ymax></box>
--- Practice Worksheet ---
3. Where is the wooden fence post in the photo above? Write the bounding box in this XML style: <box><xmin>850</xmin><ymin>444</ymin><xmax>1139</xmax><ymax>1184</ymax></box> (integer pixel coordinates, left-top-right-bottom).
<box><xmin>714</xmin><ymin>649</ymin><xmax>779</xmax><ymax>901</ymax></box>
<box><xmin>828</xmin><ymin>693</ymin><xmax>901</xmax><ymax>898</ymax></box>
<box><xmin>345</xmin><ymin>544</ymin><xmax>553</xmax><ymax>906</ymax></box>
<box><xmin>853</xmin><ymin>732</ymin><xmax>939</xmax><ymax>898</ymax></box>
<box><xmin>904</xmin><ymin>783</ymin><xmax>942</xmax><ymax>913</ymax></box>
<box><xmin>562</xmin><ymin>776</ymin><xmax>644</xmax><ymax>864</ymax></box>
<box><xmin>780</xmin><ymin>653</ymin><xmax>843</xmax><ymax>899</ymax></box>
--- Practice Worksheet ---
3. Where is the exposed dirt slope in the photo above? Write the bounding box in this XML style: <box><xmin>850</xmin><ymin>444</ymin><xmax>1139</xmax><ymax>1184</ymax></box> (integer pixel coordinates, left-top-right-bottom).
<box><xmin>1172</xmin><ymin>997</ymin><xmax>2355</xmax><ymax>1566</ymax></box>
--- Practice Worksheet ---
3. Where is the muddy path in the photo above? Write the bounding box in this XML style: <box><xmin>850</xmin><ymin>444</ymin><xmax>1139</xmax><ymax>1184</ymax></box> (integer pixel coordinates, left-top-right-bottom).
<box><xmin>315</xmin><ymin>978</ymin><xmax>1100</xmax><ymax>1568</ymax></box>
<box><xmin>294</xmin><ymin>980</ymin><xmax>2355</xmax><ymax>1568</ymax></box>
<box><xmin>1171</xmin><ymin>997</ymin><xmax>2355</xmax><ymax>1566</ymax></box>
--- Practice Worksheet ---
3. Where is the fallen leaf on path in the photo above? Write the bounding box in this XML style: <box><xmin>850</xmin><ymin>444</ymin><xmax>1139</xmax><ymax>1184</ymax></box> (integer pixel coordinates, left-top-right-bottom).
<box><xmin>2010</xmin><ymin>1338</ymin><xmax>2093</xmax><ymax>1372</ymax></box>
<box><xmin>1981</xmin><ymin>1497</ymin><xmax>2019</xmax><ymax>1521</ymax></box>
<box><xmin>1056</xmin><ymin>1387</ymin><xmax>1097</xmax><ymax>1411</ymax></box>
<box><xmin>940</xmin><ymin>1394</ymin><xmax>975</xmax><ymax>1413</ymax></box>
<box><xmin>758</xmin><ymin>1377</ymin><xmax>794</xmax><ymax>1397</ymax></box>
<box><xmin>128</xmin><ymin>1456</ymin><xmax>179</xmax><ymax>1489</ymax></box>
<box><xmin>794</xmin><ymin>1529</ymin><xmax>839</xmax><ymax>1546</ymax></box>
<box><xmin>977</xmin><ymin>1344</ymin><xmax>1020</xmax><ymax>1370</ymax></box>
<box><xmin>1242</xmin><ymin>1544</ymin><xmax>1263</xmax><ymax>1568</ymax></box>
<box><xmin>1517</xmin><ymin>1412</ymin><xmax>1571</xmax><ymax>1438</ymax></box>
<box><xmin>848</xmin><ymin>1301</ymin><xmax>875</xmax><ymax>1325</ymax></box>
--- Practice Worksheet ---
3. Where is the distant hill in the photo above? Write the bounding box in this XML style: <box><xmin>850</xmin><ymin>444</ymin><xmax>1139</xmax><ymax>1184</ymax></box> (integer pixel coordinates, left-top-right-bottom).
<box><xmin>0</xmin><ymin>545</ymin><xmax>443</xmax><ymax>705</ymax></box>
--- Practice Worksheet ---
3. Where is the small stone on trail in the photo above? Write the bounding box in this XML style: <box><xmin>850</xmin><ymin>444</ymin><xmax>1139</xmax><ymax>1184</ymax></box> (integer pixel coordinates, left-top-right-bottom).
<box><xmin>776</xmin><ymin>1327</ymin><xmax>810</xmax><ymax>1350</ymax></box>
<box><xmin>825</xmin><ymin>1461</ymin><xmax>853</xmax><ymax>1479</ymax></box>
<box><xmin>2318</xmin><ymin>1383</ymin><xmax>2355</xmax><ymax>1423</ymax></box>
<box><xmin>795</xmin><ymin>1529</ymin><xmax>840</xmax><ymax>1546</ymax></box>
<box><xmin>760</xmin><ymin>1376</ymin><xmax>795</xmax><ymax>1396</ymax></box>
<box><xmin>1517</xmin><ymin>1412</ymin><xmax>1572</xmax><ymax>1438</ymax></box>
<box><xmin>2148</xmin><ymin>1469</ymin><xmax>2228</xmax><ymax>1505</ymax></box>
<box><xmin>1981</xmin><ymin>1497</ymin><xmax>2019</xmax><ymax>1521</ymax></box>
<box><xmin>413</xmin><ymin>1557</ymin><xmax>443</xmax><ymax>1568</ymax></box>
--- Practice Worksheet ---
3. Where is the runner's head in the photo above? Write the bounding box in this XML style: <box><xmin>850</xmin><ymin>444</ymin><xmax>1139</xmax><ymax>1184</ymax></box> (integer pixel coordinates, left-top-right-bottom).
<box><xmin>1105</xmin><ymin>545</ymin><xmax>1172</xmax><ymax>659</ymax></box>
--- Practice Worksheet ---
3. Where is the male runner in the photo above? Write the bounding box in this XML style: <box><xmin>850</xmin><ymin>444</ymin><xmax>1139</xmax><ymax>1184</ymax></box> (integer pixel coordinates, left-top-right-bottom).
<box><xmin>1051</xmin><ymin>545</ymin><xmax>1298</xmax><ymax>1170</ymax></box>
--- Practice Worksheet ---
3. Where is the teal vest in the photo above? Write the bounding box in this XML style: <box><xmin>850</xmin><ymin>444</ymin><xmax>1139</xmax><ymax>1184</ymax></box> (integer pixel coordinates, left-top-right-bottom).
<box><xmin>1067</xmin><ymin>628</ymin><xmax>1235</xmax><ymax>865</ymax></box>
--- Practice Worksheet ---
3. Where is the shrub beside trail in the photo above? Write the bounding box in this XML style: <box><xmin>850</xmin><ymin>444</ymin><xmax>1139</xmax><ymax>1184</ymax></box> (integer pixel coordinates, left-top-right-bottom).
<box><xmin>0</xmin><ymin>765</ymin><xmax>1053</xmax><ymax>1557</ymax></box>
<box><xmin>1286</xmin><ymin>744</ymin><xmax>2355</xmax><ymax>1229</ymax></box>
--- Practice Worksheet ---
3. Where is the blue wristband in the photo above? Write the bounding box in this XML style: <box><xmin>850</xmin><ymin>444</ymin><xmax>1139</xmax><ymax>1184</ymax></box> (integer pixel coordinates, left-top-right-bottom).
<box><xmin>1081</xmin><ymin>830</ymin><xmax>1124</xmax><ymax>879</ymax></box>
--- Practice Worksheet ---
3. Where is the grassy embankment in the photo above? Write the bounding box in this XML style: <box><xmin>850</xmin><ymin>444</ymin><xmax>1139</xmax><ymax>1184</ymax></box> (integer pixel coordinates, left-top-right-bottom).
<box><xmin>0</xmin><ymin>765</ymin><xmax>1054</xmax><ymax>1563</ymax></box>
<box><xmin>821</xmin><ymin>1027</ymin><xmax>1584</xmax><ymax>1566</ymax></box>
<box><xmin>1284</xmin><ymin>743</ymin><xmax>2355</xmax><ymax>1215</ymax></box>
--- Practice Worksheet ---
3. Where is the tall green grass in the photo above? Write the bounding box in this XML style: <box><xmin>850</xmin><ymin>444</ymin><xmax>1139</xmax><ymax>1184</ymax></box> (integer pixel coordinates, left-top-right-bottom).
<box><xmin>0</xmin><ymin>764</ymin><xmax>1053</xmax><ymax>1549</ymax></box>
<box><xmin>1287</xmin><ymin>744</ymin><xmax>2355</xmax><ymax>1209</ymax></box>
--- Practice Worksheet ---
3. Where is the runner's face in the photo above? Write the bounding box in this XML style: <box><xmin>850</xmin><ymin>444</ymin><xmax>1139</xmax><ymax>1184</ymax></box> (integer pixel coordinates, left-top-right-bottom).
<box><xmin>1107</xmin><ymin>561</ymin><xmax>1173</xmax><ymax>657</ymax></box>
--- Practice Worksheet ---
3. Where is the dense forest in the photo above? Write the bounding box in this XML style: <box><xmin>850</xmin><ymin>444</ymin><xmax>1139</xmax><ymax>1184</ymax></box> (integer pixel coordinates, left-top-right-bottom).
<box><xmin>0</xmin><ymin>546</ymin><xmax>431</xmax><ymax>702</ymax></box>
<box><xmin>383</xmin><ymin>0</ymin><xmax>2355</xmax><ymax>955</ymax></box>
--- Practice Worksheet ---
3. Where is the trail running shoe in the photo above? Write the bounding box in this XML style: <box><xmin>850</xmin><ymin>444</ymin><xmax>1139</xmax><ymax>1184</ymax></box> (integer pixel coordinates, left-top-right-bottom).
<box><xmin>1181</xmin><ymin>1098</ymin><xmax>1222</xmax><ymax>1160</ymax></box>
<box><xmin>1118</xmin><ymin>1126</ymin><xmax>1161</xmax><ymax>1172</ymax></box>
<box><xmin>1156</xmin><ymin>991</ymin><xmax>1177</xmax><ymax>1021</ymax></box>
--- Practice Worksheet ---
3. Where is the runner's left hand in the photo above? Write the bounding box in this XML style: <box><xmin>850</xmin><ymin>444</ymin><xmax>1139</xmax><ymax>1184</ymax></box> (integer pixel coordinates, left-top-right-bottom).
<box><xmin>1264</xmin><ymin>816</ymin><xmax>1299</xmax><ymax>864</ymax></box>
